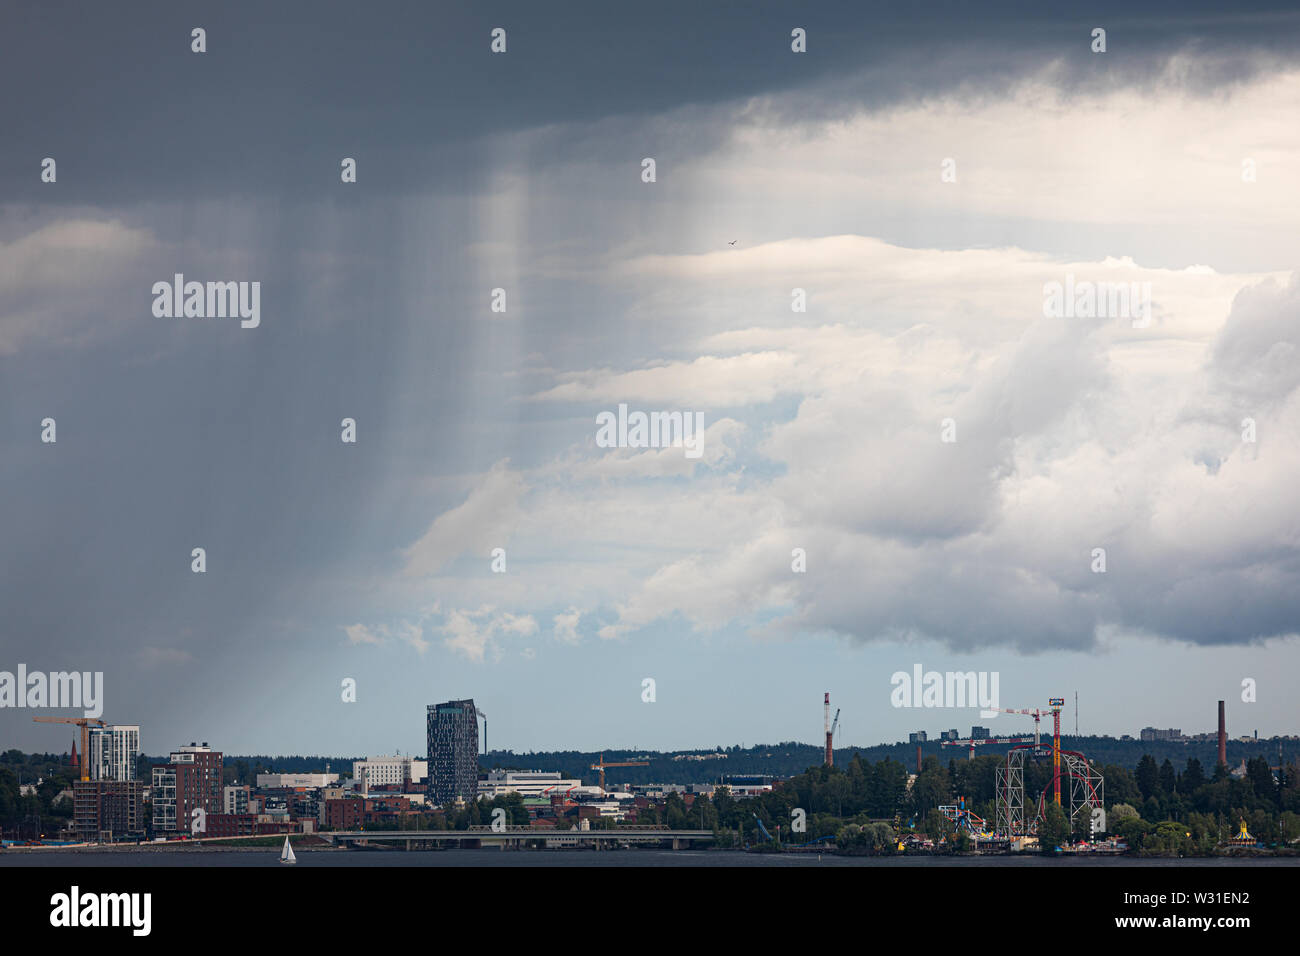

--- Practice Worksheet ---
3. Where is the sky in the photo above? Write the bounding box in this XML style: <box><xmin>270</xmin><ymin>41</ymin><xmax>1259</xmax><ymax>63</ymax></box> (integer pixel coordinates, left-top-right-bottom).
<box><xmin>3</xmin><ymin>1</ymin><xmax>1300</xmax><ymax>758</ymax></box>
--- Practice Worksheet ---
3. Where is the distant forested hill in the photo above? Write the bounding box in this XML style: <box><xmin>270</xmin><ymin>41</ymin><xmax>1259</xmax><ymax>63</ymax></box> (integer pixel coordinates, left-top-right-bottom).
<box><xmin>123</xmin><ymin>736</ymin><xmax>1295</xmax><ymax>788</ymax></box>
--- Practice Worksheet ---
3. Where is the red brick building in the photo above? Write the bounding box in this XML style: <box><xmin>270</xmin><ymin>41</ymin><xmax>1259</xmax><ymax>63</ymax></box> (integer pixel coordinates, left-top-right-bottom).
<box><xmin>323</xmin><ymin>796</ymin><xmax>416</xmax><ymax>829</ymax></box>
<box><xmin>324</xmin><ymin>798</ymin><xmax>365</xmax><ymax>830</ymax></box>
<box><xmin>73</xmin><ymin>780</ymin><xmax>144</xmax><ymax>841</ymax></box>
<box><xmin>203</xmin><ymin>814</ymin><xmax>297</xmax><ymax>838</ymax></box>
<box><xmin>150</xmin><ymin>743</ymin><xmax>222</xmax><ymax>833</ymax></box>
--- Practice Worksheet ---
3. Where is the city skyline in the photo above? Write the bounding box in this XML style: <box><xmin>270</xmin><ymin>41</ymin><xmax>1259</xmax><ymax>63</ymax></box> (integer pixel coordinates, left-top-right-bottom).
<box><xmin>29</xmin><ymin>689</ymin><xmax>1291</xmax><ymax>763</ymax></box>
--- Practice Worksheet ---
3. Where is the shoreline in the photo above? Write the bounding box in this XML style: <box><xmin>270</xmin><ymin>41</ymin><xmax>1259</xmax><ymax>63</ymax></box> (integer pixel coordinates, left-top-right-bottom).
<box><xmin>3</xmin><ymin>843</ymin><xmax>1296</xmax><ymax>859</ymax></box>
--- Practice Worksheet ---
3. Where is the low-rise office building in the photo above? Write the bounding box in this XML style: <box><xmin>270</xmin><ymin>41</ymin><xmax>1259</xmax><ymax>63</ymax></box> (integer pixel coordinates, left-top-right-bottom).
<box><xmin>353</xmin><ymin>756</ymin><xmax>427</xmax><ymax>790</ymax></box>
<box><xmin>255</xmin><ymin>773</ymin><xmax>338</xmax><ymax>789</ymax></box>
<box><xmin>477</xmin><ymin>770</ymin><xmax>587</xmax><ymax>799</ymax></box>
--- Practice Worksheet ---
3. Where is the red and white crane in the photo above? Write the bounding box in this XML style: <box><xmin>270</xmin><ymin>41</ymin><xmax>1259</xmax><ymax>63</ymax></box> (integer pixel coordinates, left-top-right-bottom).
<box><xmin>824</xmin><ymin>693</ymin><xmax>840</xmax><ymax>767</ymax></box>
<box><xmin>980</xmin><ymin>706</ymin><xmax>1050</xmax><ymax>745</ymax></box>
<box><xmin>941</xmin><ymin>735</ymin><xmax>1036</xmax><ymax>760</ymax></box>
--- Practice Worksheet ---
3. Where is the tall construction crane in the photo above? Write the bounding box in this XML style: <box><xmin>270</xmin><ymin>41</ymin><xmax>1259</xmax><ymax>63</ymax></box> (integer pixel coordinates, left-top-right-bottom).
<box><xmin>32</xmin><ymin>717</ymin><xmax>105</xmax><ymax>782</ymax></box>
<box><xmin>980</xmin><ymin>705</ymin><xmax>1050</xmax><ymax>746</ymax></box>
<box><xmin>1047</xmin><ymin>698</ymin><xmax>1066</xmax><ymax>805</ymax></box>
<box><xmin>824</xmin><ymin>693</ymin><xmax>840</xmax><ymax>767</ymax></box>
<box><xmin>590</xmin><ymin>753</ymin><xmax>648</xmax><ymax>792</ymax></box>
<box><xmin>981</xmin><ymin>699</ymin><xmax>1067</xmax><ymax>805</ymax></box>
<box><xmin>941</xmin><ymin>735</ymin><xmax>1035</xmax><ymax>760</ymax></box>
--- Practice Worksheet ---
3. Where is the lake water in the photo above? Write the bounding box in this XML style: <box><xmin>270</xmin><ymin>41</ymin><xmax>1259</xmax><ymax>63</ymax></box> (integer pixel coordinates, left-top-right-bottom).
<box><xmin>3</xmin><ymin>849</ymin><xmax>1297</xmax><ymax>867</ymax></box>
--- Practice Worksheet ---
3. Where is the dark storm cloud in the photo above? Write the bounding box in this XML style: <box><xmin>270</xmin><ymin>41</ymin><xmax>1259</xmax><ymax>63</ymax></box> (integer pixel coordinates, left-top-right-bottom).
<box><xmin>4</xmin><ymin>0</ymin><xmax>1299</xmax><ymax>204</ymax></box>
<box><xmin>4</xmin><ymin>0</ymin><xmax>1300</xmax><ymax>751</ymax></box>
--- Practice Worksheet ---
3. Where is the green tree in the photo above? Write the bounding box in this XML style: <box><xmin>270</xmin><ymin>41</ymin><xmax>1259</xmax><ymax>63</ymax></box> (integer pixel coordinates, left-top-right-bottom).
<box><xmin>1158</xmin><ymin>759</ymin><xmax>1177</xmax><ymax>797</ymax></box>
<box><xmin>1279</xmin><ymin>811</ymin><xmax>1300</xmax><ymax>842</ymax></box>
<box><xmin>664</xmin><ymin>792</ymin><xmax>689</xmax><ymax>829</ymax></box>
<box><xmin>689</xmin><ymin>794</ymin><xmax>718</xmax><ymax>830</ymax></box>
<box><xmin>1071</xmin><ymin>805</ymin><xmax>1093</xmax><ymax>843</ymax></box>
<box><xmin>1135</xmin><ymin>755</ymin><xmax>1159</xmax><ymax>801</ymax></box>
<box><xmin>1109</xmin><ymin>803</ymin><xmax>1140</xmax><ymax>828</ymax></box>
<box><xmin>911</xmin><ymin>758</ymin><xmax>951</xmax><ymax>815</ymax></box>
<box><xmin>1282</xmin><ymin>764</ymin><xmax>1300</xmax><ymax>812</ymax></box>
<box><xmin>923</xmin><ymin>808</ymin><xmax>954</xmax><ymax>846</ymax></box>
<box><xmin>869</xmin><ymin>759</ymin><xmax>909</xmax><ymax>815</ymax></box>
<box><xmin>496</xmin><ymin>792</ymin><xmax>528</xmax><ymax>825</ymax></box>
<box><xmin>1142</xmin><ymin>796</ymin><xmax>1162</xmax><ymax>822</ymax></box>
<box><xmin>824</xmin><ymin>775</ymin><xmax>850</xmax><ymax>817</ymax></box>
<box><xmin>1247</xmin><ymin>757</ymin><xmax>1278</xmax><ymax>807</ymax></box>
<box><xmin>870</xmin><ymin>822</ymin><xmax>896</xmax><ymax>853</ymax></box>
<box><xmin>847</xmin><ymin>755</ymin><xmax>868</xmax><ymax>807</ymax></box>
<box><xmin>1102</xmin><ymin>763</ymin><xmax>1141</xmax><ymax>805</ymax></box>
<box><xmin>1038</xmin><ymin>802</ymin><xmax>1070</xmax><ymax>852</ymax></box>
<box><xmin>836</xmin><ymin>822</ymin><xmax>867</xmax><ymax>851</ymax></box>
<box><xmin>1249</xmin><ymin>808</ymin><xmax>1276</xmax><ymax>843</ymax></box>
<box><xmin>1113</xmin><ymin>815</ymin><xmax>1151</xmax><ymax>850</ymax></box>
<box><xmin>1151</xmin><ymin>820</ymin><xmax>1191</xmax><ymax>854</ymax></box>
<box><xmin>712</xmin><ymin>786</ymin><xmax>735</xmax><ymax>826</ymax></box>
<box><xmin>1180</xmin><ymin>757</ymin><xmax>1206</xmax><ymax>794</ymax></box>
<box><xmin>1201</xmin><ymin>779</ymin><xmax>1232</xmax><ymax>815</ymax></box>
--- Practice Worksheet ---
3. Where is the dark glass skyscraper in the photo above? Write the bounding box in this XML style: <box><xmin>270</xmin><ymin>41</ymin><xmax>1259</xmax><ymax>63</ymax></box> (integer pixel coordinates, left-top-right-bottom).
<box><xmin>427</xmin><ymin>699</ymin><xmax>479</xmax><ymax>807</ymax></box>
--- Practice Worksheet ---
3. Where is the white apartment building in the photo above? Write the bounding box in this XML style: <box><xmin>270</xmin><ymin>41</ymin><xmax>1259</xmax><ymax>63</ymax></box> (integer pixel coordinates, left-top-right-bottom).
<box><xmin>151</xmin><ymin>766</ymin><xmax>177</xmax><ymax>831</ymax></box>
<box><xmin>223</xmin><ymin>785</ymin><xmax>250</xmax><ymax>815</ymax></box>
<box><xmin>88</xmin><ymin>725</ymin><xmax>140</xmax><ymax>782</ymax></box>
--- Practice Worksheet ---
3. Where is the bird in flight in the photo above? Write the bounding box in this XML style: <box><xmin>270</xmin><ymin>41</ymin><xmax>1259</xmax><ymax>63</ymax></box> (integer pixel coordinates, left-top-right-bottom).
<box><xmin>728</xmin><ymin>240</ymin><xmax>738</xmax><ymax>246</ymax></box>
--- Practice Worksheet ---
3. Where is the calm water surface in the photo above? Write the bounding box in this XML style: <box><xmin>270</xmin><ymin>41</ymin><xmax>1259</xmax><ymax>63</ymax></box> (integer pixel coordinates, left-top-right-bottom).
<box><xmin>3</xmin><ymin>849</ymin><xmax>1297</xmax><ymax>867</ymax></box>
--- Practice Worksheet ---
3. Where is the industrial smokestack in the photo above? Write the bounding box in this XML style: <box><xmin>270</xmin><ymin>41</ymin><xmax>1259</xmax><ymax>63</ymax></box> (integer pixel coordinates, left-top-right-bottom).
<box><xmin>1218</xmin><ymin>700</ymin><xmax>1227</xmax><ymax>767</ymax></box>
<box><xmin>824</xmin><ymin>693</ymin><xmax>833</xmax><ymax>768</ymax></box>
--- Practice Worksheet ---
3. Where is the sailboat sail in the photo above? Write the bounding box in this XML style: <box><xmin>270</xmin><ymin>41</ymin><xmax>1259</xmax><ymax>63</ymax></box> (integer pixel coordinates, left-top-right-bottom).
<box><xmin>280</xmin><ymin>835</ymin><xmax>297</xmax><ymax>864</ymax></box>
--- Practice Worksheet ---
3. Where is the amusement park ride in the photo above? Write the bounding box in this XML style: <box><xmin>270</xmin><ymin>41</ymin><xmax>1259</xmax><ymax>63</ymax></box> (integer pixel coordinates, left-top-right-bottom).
<box><xmin>937</xmin><ymin>796</ymin><xmax>988</xmax><ymax>836</ymax></box>
<box><xmin>937</xmin><ymin>697</ymin><xmax>1106</xmax><ymax>840</ymax></box>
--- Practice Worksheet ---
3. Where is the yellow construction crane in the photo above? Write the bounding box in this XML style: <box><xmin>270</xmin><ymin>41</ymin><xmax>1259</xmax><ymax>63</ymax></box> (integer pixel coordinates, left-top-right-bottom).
<box><xmin>32</xmin><ymin>717</ymin><xmax>105</xmax><ymax>782</ymax></box>
<box><xmin>590</xmin><ymin>753</ymin><xmax>648</xmax><ymax>792</ymax></box>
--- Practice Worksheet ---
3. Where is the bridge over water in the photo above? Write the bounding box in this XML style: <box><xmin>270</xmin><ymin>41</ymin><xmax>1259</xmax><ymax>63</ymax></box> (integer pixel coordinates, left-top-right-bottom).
<box><xmin>322</xmin><ymin>827</ymin><xmax>714</xmax><ymax>850</ymax></box>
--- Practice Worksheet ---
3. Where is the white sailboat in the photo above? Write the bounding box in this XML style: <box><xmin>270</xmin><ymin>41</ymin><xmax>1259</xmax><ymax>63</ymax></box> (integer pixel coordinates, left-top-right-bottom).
<box><xmin>279</xmin><ymin>835</ymin><xmax>297</xmax><ymax>865</ymax></box>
